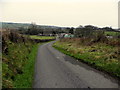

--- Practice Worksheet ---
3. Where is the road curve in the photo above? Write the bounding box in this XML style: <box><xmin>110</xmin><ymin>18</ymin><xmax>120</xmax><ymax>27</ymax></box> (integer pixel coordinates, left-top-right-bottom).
<box><xmin>33</xmin><ymin>41</ymin><xmax>119</xmax><ymax>88</ymax></box>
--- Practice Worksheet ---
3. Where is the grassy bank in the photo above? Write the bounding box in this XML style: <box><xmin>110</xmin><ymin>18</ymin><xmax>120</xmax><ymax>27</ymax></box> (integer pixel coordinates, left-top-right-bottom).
<box><xmin>2</xmin><ymin>43</ymin><xmax>37</xmax><ymax>88</ymax></box>
<box><xmin>2</xmin><ymin>41</ymin><xmax>40</xmax><ymax>88</ymax></box>
<box><xmin>53</xmin><ymin>39</ymin><xmax>120</xmax><ymax>79</ymax></box>
<box><xmin>2</xmin><ymin>31</ymin><xmax>45</xmax><ymax>88</ymax></box>
<box><xmin>13</xmin><ymin>43</ymin><xmax>40</xmax><ymax>88</ymax></box>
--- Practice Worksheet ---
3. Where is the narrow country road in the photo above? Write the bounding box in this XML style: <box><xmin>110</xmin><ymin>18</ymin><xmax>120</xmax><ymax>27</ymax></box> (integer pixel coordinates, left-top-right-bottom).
<box><xmin>33</xmin><ymin>41</ymin><xmax>119</xmax><ymax>88</ymax></box>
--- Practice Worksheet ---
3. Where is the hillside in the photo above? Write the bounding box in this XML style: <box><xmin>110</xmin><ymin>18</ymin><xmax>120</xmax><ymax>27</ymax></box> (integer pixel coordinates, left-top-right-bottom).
<box><xmin>1</xmin><ymin>22</ymin><xmax>63</xmax><ymax>30</ymax></box>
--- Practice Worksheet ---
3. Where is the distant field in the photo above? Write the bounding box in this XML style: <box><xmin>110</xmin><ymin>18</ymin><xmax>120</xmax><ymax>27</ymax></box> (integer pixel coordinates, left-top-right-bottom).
<box><xmin>29</xmin><ymin>35</ymin><xmax>56</xmax><ymax>40</ymax></box>
<box><xmin>105</xmin><ymin>31</ymin><xmax>120</xmax><ymax>36</ymax></box>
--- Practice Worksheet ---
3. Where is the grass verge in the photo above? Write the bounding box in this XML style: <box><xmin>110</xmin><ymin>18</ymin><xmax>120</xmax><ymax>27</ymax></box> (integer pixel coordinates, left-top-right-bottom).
<box><xmin>13</xmin><ymin>43</ymin><xmax>40</xmax><ymax>88</ymax></box>
<box><xmin>2</xmin><ymin>30</ymin><xmax>55</xmax><ymax>88</ymax></box>
<box><xmin>2</xmin><ymin>41</ymin><xmax>40</xmax><ymax>88</ymax></box>
<box><xmin>53</xmin><ymin>40</ymin><xmax>120</xmax><ymax>79</ymax></box>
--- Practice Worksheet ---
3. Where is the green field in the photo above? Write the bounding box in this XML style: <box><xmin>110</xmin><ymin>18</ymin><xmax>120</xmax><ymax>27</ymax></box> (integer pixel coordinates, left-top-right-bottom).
<box><xmin>105</xmin><ymin>31</ymin><xmax>120</xmax><ymax>36</ymax></box>
<box><xmin>53</xmin><ymin>39</ymin><xmax>120</xmax><ymax>79</ymax></box>
<box><xmin>29</xmin><ymin>35</ymin><xmax>55</xmax><ymax>40</ymax></box>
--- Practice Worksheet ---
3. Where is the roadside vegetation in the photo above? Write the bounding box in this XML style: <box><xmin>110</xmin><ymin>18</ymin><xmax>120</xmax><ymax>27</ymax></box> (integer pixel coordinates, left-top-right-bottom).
<box><xmin>2</xmin><ymin>30</ymin><xmax>38</xmax><ymax>88</ymax></box>
<box><xmin>53</xmin><ymin>26</ymin><xmax>120</xmax><ymax>79</ymax></box>
<box><xmin>13</xmin><ymin>43</ymin><xmax>39</xmax><ymax>88</ymax></box>
<box><xmin>2</xmin><ymin>29</ymin><xmax>54</xmax><ymax>88</ymax></box>
<box><xmin>2</xmin><ymin>22</ymin><xmax>57</xmax><ymax>88</ymax></box>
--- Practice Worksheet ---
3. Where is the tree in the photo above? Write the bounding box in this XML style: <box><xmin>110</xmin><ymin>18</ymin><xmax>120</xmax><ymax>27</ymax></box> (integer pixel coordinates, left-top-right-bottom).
<box><xmin>52</xmin><ymin>31</ymin><xmax>56</xmax><ymax>35</ymax></box>
<box><xmin>18</xmin><ymin>27</ymin><xmax>26</xmax><ymax>34</ymax></box>
<box><xmin>84</xmin><ymin>25</ymin><xmax>98</xmax><ymax>30</ymax></box>
<box><xmin>74</xmin><ymin>27</ymin><xmax>94</xmax><ymax>38</ymax></box>
<box><xmin>102</xmin><ymin>27</ymin><xmax>113</xmax><ymax>31</ymax></box>
<box><xmin>69</xmin><ymin>27</ymin><xmax>74</xmax><ymax>34</ymax></box>
<box><xmin>26</xmin><ymin>23</ymin><xmax>39</xmax><ymax>35</ymax></box>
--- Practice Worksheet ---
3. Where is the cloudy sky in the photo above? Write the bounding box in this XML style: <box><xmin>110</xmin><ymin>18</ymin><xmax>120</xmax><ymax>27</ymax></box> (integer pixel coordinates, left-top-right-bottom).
<box><xmin>1</xmin><ymin>0</ymin><xmax>119</xmax><ymax>28</ymax></box>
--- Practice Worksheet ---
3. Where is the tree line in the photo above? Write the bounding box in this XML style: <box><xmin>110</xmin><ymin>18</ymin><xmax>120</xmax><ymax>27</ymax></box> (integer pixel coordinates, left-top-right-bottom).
<box><xmin>18</xmin><ymin>23</ymin><xmax>118</xmax><ymax>38</ymax></box>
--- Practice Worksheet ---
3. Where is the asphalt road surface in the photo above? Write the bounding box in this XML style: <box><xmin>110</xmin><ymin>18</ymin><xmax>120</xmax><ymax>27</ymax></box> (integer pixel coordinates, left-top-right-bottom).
<box><xmin>33</xmin><ymin>41</ymin><xmax>119</xmax><ymax>88</ymax></box>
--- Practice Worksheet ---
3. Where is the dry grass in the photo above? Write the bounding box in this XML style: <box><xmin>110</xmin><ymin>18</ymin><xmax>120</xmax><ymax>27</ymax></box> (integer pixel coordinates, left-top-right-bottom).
<box><xmin>53</xmin><ymin>38</ymin><xmax>120</xmax><ymax>78</ymax></box>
